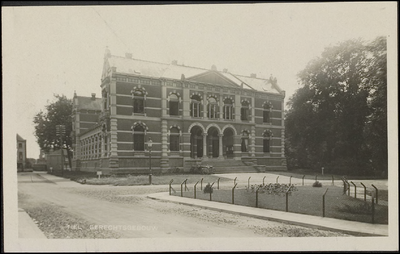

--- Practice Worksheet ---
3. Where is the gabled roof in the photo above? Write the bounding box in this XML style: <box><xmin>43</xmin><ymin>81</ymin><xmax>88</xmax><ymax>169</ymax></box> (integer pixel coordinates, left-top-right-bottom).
<box><xmin>74</xmin><ymin>96</ymin><xmax>102</xmax><ymax>111</ymax></box>
<box><xmin>103</xmin><ymin>53</ymin><xmax>283</xmax><ymax>95</ymax></box>
<box><xmin>17</xmin><ymin>134</ymin><xmax>25</xmax><ymax>141</ymax></box>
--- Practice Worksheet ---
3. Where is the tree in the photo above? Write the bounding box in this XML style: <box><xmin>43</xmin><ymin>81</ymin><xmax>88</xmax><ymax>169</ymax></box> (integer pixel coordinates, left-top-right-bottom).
<box><xmin>285</xmin><ymin>37</ymin><xmax>387</xmax><ymax>176</ymax></box>
<box><xmin>33</xmin><ymin>94</ymin><xmax>73</xmax><ymax>169</ymax></box>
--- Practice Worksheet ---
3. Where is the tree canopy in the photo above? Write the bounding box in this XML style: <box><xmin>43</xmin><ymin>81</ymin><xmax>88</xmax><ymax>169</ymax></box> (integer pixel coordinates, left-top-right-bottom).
<box><xmin>285</xmin><ymin>37</ymin><xmax>387</xmax><ymax>176</ymax></box>
<box><xmin>33</xmin><ymin>94</ymin><xmax>73</xmax><ymax>167</ymax></box>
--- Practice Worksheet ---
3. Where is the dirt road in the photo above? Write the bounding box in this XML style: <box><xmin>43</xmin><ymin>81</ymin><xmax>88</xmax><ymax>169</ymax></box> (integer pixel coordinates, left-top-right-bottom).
<box><xmin>18</xmin><ymin>172</ymin><xmax>349</xmax><ymax>238</ymax></box>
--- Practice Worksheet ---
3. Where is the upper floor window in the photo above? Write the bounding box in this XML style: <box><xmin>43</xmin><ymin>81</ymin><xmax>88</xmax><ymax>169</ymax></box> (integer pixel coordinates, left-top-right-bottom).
<box><xmin>169</xmin><ymin>94</ymin><xmax>180</xmax><ymax>116</ymax></box>
<box><xmin>208</xmin><ymin>97</ymin><xmax>218</xmax><ymax>119</ymax></box>
<box><xmin>241</xmin><ymin>101</ymin><xmax>250</xmax><ymax>121</ymax></box>
<box><xmin>263</xmin><ymin>102</ymin><xmax>272</xmax><ymax>123</ymax></box>
<box><xmin>18</xmin><ymin>143</ymin><xmax>22</xmax><ymax>149</ymax></box>
<box><xmin>169</xmin><ymin>127</ymin><xmax>180</xmax><ymax>151</ymax></box>
<box><xmin>223</xmin><ymin>98</ymin><xmax>233</xmax><ymax>120</ymax></box>
<box><xmin>133</xmin><ymin>90</ymin><xmax>145</xmax><ymax>114</ymax></box>
<box><xmin>133</xmin><ymin>125</ymin><xmax>145</xmax><ymax>151</ymax></box>
<box><xmin>190</xmin><ymin>95</ymin><xmax>202</xmax><ymax>118</ymax></box>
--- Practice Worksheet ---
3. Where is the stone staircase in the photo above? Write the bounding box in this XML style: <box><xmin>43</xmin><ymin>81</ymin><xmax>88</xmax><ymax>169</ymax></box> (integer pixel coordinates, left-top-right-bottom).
<box><xmin>201</xmin><ymin>159</ymin><xmax>259</xmax><ymax>173</ymax></box>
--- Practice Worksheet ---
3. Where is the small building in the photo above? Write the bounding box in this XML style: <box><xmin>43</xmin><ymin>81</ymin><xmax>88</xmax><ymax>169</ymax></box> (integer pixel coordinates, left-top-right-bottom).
<box><xmin>46</xmin><ymin>149</ymin><xmax>69</xmax><ymax>174</ymax></box>
<box><xmin>17</xmin><ymin>134</ymin><xmax>27</xmax><ymax>171</ymax></box>
<box><xmin>72</xmin><ymin>48</ymin><xmax>287</xmax><ymax>174</ymax></box>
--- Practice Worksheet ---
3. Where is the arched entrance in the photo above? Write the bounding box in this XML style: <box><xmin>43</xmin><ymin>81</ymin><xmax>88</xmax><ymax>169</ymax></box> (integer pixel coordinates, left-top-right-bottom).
<box><xmin>190</xmin><ymin>126</ymin><xmax>203</xmax><ymax>158</ymax></box>
<box><xmin>223</xmin><ymin>128</ymin><xmax>234</xmax><ymax>158</ymax></box>
<box><xmin>207</xmin><ymin>127</ymin><xmax>219</xmax><ymax>158</ymax></box>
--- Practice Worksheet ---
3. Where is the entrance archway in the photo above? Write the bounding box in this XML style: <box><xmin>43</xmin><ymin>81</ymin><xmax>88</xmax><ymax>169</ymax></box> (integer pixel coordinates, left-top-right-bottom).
<box><xmin>190</xmin><ymin>126</ymin><xmax>203</xmax><ymax>158</ymax></box>
<box><xmin>207</xmin><ymin>127</ymin><xmax>219</xmax><ymax>158</ymax></box>
<box><xmin>223</xmin><ymin>128</ymin><xmax>234</xmax><ymax>158</ymax></box>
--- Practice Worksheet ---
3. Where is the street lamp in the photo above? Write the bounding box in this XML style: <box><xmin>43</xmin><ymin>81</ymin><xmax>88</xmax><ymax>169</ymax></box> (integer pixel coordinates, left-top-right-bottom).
<box><xmin>147</xmin><ymin>137</ymin><xmax>153</xmax><ymax>185</ymax></box>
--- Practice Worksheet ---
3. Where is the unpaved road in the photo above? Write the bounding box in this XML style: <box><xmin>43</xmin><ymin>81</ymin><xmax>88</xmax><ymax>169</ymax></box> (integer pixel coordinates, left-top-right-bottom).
<box><xmin>18</xmin><ymin>172</ymin><xmax>350</xmax><ymax>238</ymax></box>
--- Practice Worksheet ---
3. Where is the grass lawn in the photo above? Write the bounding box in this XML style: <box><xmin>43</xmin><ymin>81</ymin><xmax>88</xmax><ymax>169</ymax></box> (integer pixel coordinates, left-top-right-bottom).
<box><xmin>174</xmin><ymin>185</ymin><xmax>388</xmax><ymax>224</ymax></box>
<box><xmin>52</xmin><ymin>171</ymin><xmax>231</xmax><ymax>186</ymax></box>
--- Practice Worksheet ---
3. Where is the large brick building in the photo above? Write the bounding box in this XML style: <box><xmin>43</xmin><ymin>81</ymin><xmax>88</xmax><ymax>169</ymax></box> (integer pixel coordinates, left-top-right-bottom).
<box><xmin>17</xmin><ymin>134</ymin><xmax>27</xmax><ymax>171</ymax></box>
<box><xmin>72</xmin><ymin>48</ymin><xmax>287</xmax><ymax>174</ymax></box>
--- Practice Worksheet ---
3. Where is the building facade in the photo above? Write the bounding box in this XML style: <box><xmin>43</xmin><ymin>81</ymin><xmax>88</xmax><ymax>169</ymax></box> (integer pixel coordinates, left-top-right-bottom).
<box><xmin>72</xmin><ymin>49</ymin><xmax>287</xmax><ymax>174</ymax></box>
<box><xmin>17</xmin><ymin>134</ymin><xmax>27</xmax><ymax>171</ymax></box>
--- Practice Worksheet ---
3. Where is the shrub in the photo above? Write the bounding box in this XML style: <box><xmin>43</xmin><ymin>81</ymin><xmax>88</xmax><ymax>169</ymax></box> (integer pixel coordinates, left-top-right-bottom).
<box><xmin>336</xmin><ymin>202</ymin><xmax>373</xmax><ymax>215</ymax></box>
<box><xmin>203</xmin><ymin>183</ymin><xmax>213</xmax><ymax>194</ymax></box>
<box><xmin>312</xmin><ymin>181</ymin><xmax>322</xmax><ymax>187</ymax></box>
<box><xmin>190</xmin><ymin>165</ymin><xmax>214</xmax><ymax>175</ymax></box>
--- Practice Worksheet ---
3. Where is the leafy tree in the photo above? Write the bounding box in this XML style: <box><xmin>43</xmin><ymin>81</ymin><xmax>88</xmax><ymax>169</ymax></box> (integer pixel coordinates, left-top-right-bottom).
<box><xmin>285</xmin><ymin>37</ymin><xmax>387</xmax><ymax>176</ymax></box>
<box><xmin>33</xmin><ymin>94</ymin><xmax>73</xmax><ymax>169</ymax></box>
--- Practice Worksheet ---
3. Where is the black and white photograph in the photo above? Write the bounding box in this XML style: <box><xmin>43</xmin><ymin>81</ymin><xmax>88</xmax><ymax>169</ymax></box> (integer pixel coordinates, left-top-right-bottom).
<box><xmin>2</xmin><ymin>2</ymin><xmax>398</xmax><ymax>252</ymax></box>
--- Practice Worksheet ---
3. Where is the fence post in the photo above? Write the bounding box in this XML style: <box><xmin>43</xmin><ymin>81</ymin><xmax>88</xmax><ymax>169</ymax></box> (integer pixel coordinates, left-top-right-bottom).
<box><xmin>331</xmin><ymin>175</ymin><xmax>334</xmax><ymax>186</ymax></box>
<box><xmin>194</xmin><ymin>181</ymin><xmax>199</xmax><ymax>199</ymax></box>
<box><xmin>289</xmin><ymin>176</ymin><xmax>292</xmax><ymax>185</ymax></box>
<box><xmin>371</xmin><ymin>197</ymin><xmax>375</xmax><ymax>224</ymax></box>
<box><xmin>184</xmin><ymin>179</ymin><xmax>188</xmax><ymax>191</ymax></box>
<box><xmin>201</xmin><ymin>178</ymin><xmax>203</xmax><ymax>190</ymax></box>
<box><xmin>180</xmin><ymin>180</ymin><xmax>185</xmax><ymax>197</ymax></box>
<box><xmin>217</xmin><ymin>178</ymin><xmax>220</xmax><ymax>189</ymax></box>
<box><xmin>276</xmin><ymin>176</ymin><xmax>279</xmax><ymax>183</ymax></box>
<box><xmin>322</xmin><ymin>188</ymin><xmax>329</xmax><ymax>217</ymax></box>
<box><xmin>302</xmin><ymin>175</ymin><xmax>305</xmax><ymax>186</ymax></box>
<box><xmin>360</xmin><ymin>182</ymin><xmax>367</xmax><ymax>202</ymax></box>
<box><xmin>285</xmin><ymin>185</ymin><xmax>292</xmax><ymax>212</ymax></box>
<box><xmin>232</xmin><ymin>183</ymin><xmax>238</xmax><ymax>204</ymax></box>
<box><xmin>256</xmin><ymin>186</ymin><xmax>260</xmax><ymax>208</ymax></box>
<box><xmin>169</xmin><ymin>179</ymin><xmax>174</xmax><ymax>195</ymax></box>
<box><xmin>350</xmin><ymin>181</ymin><xmax>357</xmax><ymax>198</ymax></box>
<box><xmin>372</xmin><ymin>184</ymin><xmax>378</xmax><ymax>204</ymax></box>
<box><xmin>210</xmin><ymin>182</ymin><xmax>215</xmax><ymax>201</ymax></box>
<box><xmin>263</xmin><ymin>176</ymin><xmax>266</xmax><ymax>185</ymax></box>
<box><xmin>234</xmin><ymin>177</ymin><xmax>237</xmax><ymax>186</ymax></box>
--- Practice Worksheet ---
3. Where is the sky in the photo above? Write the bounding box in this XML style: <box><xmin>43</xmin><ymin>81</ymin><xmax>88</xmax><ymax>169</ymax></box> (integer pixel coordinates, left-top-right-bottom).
<box><xmin>2</xmin><ymin>2</ymin><xmax>397</xmax><ymax>159</ymax></box>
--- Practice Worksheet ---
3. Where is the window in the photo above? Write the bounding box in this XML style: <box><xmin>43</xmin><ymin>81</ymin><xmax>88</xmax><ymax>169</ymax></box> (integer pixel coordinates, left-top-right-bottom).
<box><xmin>241</xmin><ymin>101</ymin><xmax>250</xmax><ymax>121</ymax></box>
<box><xmin>169</xmin><ymin>94</ymin><xmax>179</xmax><ymax>116</ymax></box>
<box><xmin>18</xmin><ymin>143</ymin><xmax>22</xmax><ymax>149</ymax></box>
<box><xmin>241</xmin><ymin>131</ymin><xmax>249</xmax><ymax>152</ymax></box>
<box><xmin>223</xmin><ymin>98</ymin><xmax>233</xmax><ymax>120</ymax></box>
<box><xmin>19</xmin><ymin>152</ymin><xmax>23</xmax><ymax>160</ymax></box>
<box><xmin>263</xmin><ymin>102</ymin><xmax>272</xmax><ymax>123</ymax></box>
<box><xmin>263</xmin><ymin>130</ymin><xmax>272</xmax><ymax>153</ymax></box>
<box><xmin>208</xmin><ymin>97</ymin><xmax>218</xmax><ymax>119</ymax></box>
<box><xmin>133</xmin><ymin>125</ymin><xmax>145</xmax><ymax>151</ymax></box>
<box><xmin>190</xmin><ymin>95</ymin><xmax>201</xmax><ymax>117</ymax></box>
<box><xmin>133</xmin><ymin>90</ymin><xmax>145</xmax><ymax>114</ymax></box>
<box><xmin>169</xmin><ymin>127</ymin><xmax>180</xmax><ymax>151</ymax></box>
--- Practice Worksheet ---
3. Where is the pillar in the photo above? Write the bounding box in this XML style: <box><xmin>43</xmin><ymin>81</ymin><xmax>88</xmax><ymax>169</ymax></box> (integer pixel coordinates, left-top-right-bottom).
<box><xmin>202</xmin><ymin>133</ymin><xmax>207</xmax><ymax>158</ymax></box>
<box><xmin>233</xmin><ymin>135</ymin><xmax>242</xmax><ymax>160</ymax></box>
<box><xmin>235</xmin><ymin>94</ymin><xmax>241</xmax><ymax>122</ymax></box>
<box><xmin>250</xmin><ymin>126</ymin><xmax>256</xmax><ymax>162</ymax></box>
<box><xmin>161</xmin><ymin>120</ymin><xmax>169</xmax><ymax>173</ymax></box>
<box><xmin>203</xmin><ymin>93</ymin><xmax>208</xmax><ymax>118</ymax></box>
<box><xmin>218</xmin><ymin>134</ymin><xmax>223</xmax><ymax>159</ymax></box>
<box><xmin>108</xmin><ymin>78</ymin><xmax>119</xmax><ymax>169</ymax></box>
<box><xmin>183</xmin><ymin>89</ymin><xmax>190</xmax><ymax>118</ymax></box>
<box><xmin>182</xmin><ymin>132</ymin><xmax>191</xmax><ymax>159</ymax></box>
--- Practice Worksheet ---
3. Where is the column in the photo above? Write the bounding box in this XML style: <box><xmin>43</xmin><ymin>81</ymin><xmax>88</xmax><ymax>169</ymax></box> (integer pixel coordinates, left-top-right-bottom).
<box><xmin>109</xmin><ymin>78</ymin><xmax>119</xmax><ymax>169</ymax></box>
<box><xmin>161</xmin><ymin>83</ymin><xmax>167</xmax><ymax>117</ymax></box>
<box><xmin>219</xmin><ymin>95</ymin><xmax>224</xmax><ymax>120</ymax></box>
<box><xmin>182</xmin><ymin>132</ymin><xmax>191</xmax><ymax>159</ymax></box>
<box><xmin>203</xmin><ymin>93</ymin><xmax>207</xmax><ymax>118</ymax></box>
<box><xmin>250</xmin><ymin>126</ymin><xmax>256</xmax><ymax>161</ymax></box>
<box><xmin>202</xmin><ymin>133</ymin><xmax>207</xmax><ymax>158</ymax></box>
<box><xmin>218</xmin><ymin>134</ymin><xmax>223</xmax><ymax>159</ymax></box>
<box><xmin>183</xmin><ymin>89</ymin><xmax>190</xmax><ymax>118</ymax></box>
<box><xmin>251</xmin><ymin>97</ymin><xmax>255</xmax><ymax>123</ymax></box>
<box><xmin>233</xmin><ymin>135</ymin><xmax>242</xmax><ymax>160</ymax></box>
<box><xmin>235</xmin><ymin>94</ymin><xmax>241</xmax><ymax>122</ymax></box>
<box><xmin>160</xmin><ymin>120</ymin><xmax>169</xmax><ymax>173</ymax></box>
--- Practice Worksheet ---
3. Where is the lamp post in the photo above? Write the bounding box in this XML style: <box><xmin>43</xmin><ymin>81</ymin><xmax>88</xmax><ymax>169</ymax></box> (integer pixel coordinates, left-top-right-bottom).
<box><xmin>147</xmin><ymin>137</ymin><xmax>153</xmax><ymax>185</ymax></box>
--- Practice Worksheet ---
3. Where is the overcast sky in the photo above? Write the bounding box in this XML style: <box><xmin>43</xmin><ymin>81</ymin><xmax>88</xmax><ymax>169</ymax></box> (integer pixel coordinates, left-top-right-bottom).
<box><xmin>2</xmin><ymin>2</ymin><xmax>397</xmax><ymax>159</ymax></box>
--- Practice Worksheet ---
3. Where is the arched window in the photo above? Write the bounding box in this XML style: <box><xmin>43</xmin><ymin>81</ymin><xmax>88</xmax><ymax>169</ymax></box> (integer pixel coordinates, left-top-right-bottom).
<box><xmin>263</xmin><ymin>130</ymin><xmax>272</xmax><ymax>153</ymax></box>
<box><xmin>241</xmin><ymin>131</ymin><xmax>249</xmax><ymax>152</ymax></box>
<box><xmin>223</xmin><ymin>98</ymin><xmax>233</xmax><ymax>120</ymax></box>
<box><xmin>208</xmin><ymin>97</ymin><xmax>218</xmax><ymax>119</ymax></box>
<box><xmin>133</xmin><ymin>90</ymin><xmax>145</xmax><ymax>114</ymax></box>
<box><xmin>190</xmin><ymin>95</ymin><xmax>201</xmax><ymax>117</ymax></box>
<box><xmin>169</xmin><ymin>127</ymin><xmax>180</xmax><ymax>151</ymax></box>
<box><xmin>133</xmin><ymin>125</ymin><xmax>145</xmax><ymax>151</ymax></box>
<box><xmin>169</xmin><ymin>94</ymin><xmax>180</xmax><ymax>116</ymax></box>
<box><xmin>263</xmin><ymin>102</ymin><xmax>272</xmax><ymax>123</ymax></box>
<box><xmin>241</xmin><ymin>101</ymin><xmax>250</xmax><ymax>121</ymax></box>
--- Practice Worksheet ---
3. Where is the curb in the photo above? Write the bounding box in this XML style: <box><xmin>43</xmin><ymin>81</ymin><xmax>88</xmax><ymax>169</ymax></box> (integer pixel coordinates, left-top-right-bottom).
<box><xmin>147</xmin><ymin>192</ymin><xmax>388</xmax><ymax>237</ymax></box>
<box><xmin>18</xmin><ymin>209</ymin><xmax>47</xmax><ymax>239</ymax></box>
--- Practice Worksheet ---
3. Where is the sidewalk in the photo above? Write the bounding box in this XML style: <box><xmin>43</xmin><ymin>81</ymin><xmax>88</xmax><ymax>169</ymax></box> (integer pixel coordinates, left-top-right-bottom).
<box><xmin>18</xmin><ymin>208</ymin><xmax>47</xmax><ymax>238</ymax></box>
<box><xmin>147</xmin><ymin>192</ymin><xmax>388</xmax><ymax>236</ymax></box>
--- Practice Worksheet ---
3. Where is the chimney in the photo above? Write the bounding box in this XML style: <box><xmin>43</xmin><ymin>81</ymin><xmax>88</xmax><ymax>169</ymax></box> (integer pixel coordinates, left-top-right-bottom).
<box><xmin>171</xmin><ymin>60</ymin><xmax>178</xmax><ymax>65</ymax></box>
<box><xmin>125</xmin><ymin>53</ymin><xmax>132</xmax><ymax>59</ymax></box>
<box><xmin>211</xmin><ymin>65</ymin><xmax>217</xmax><ymax>71</ymax></box>
<box><xmin>91</xmin><ymin>93</ymin><xmax>96</xmax><ymax>100</ymax></box>
<box><xmin>223</xmin><ymin>68</ymin><xmax>228</xmax><ymax>73</ymax></box>
<box><xmin>250</xmin><ymin>73</ymin><xmax>257</xmax><ymax>78</ymax></box>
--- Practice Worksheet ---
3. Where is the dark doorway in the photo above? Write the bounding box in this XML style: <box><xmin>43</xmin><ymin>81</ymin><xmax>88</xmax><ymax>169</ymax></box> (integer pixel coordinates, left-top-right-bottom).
<box><xmin>190</xmin><ymin>126</ymin><xmax>203</xmax><ymax>158</ymax></box>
